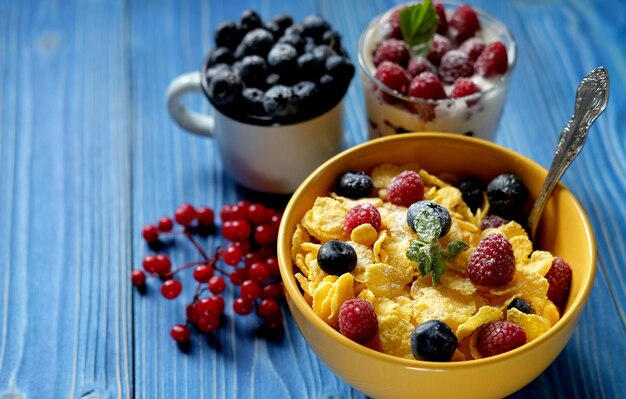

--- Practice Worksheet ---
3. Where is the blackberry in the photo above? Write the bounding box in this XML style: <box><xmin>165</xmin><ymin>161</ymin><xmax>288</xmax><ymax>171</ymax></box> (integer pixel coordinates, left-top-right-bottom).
<box><xmin>262</xmin><ymin>85</ymin><xmax>299</xmax><ymax>118</ymax></box>
<box><xmin>410</xmin><ymin>320</ymin><xmax>458</xmax><ymax>362</ymax></box>
<box><xmin>337</xmin><ymin>171</ymin><xmax>374</xmax><ymax>199</ymax></box>
<box><xmin>407</xmin><ymin>200</ymin><xmax>451</xmax><ymax>237</ymax></box>
<box><xmin>487</xmin><ymin>174</ymin><xmax>528</xmax><ymax>218</ymax></box>
<box><xmin>458</xmin><ymin>177</ymin><xmax>485</xmax><ymax>212</ymax></box>
<box><xmin>508</xmin><ymin>298</ymin><xmax>535</xmax><ymax>314</ymax></box>
<box><xmin>317</xmin><ymin>240</ymin><xmax>357</xmax><ymax>275</ymax></box>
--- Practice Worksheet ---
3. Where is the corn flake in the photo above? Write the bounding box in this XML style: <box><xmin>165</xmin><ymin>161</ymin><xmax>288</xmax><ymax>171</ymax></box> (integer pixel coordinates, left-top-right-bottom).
<box><xmin>506</xmin><ymin>308</ymin><xmax>551</xmax><ymax>342</ymax></box>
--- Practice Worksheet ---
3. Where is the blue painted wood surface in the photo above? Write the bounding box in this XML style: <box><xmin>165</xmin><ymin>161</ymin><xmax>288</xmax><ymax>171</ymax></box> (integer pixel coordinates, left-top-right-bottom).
<box><xmin>1</xmin><ymin>0</ymin><xmax>625</xmax><ymax>398</ymax></box>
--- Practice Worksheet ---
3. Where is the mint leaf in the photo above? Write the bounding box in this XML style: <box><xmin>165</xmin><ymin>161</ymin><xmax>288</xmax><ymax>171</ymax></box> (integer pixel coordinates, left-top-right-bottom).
<box><xmin>446</xmin><ymin>240</ymin><xmax>469</xmax><ymax>260</ymax></box>
<box><xmin>414</xmin><ymin>209</ymin><xmax>440</xmax><ymax>242</ymax></box>
<box><xmin>399</xmin><ymin>0</ymin><xmax>438</xmax><ymax>53</ymax></box>
<box><xmin>431</xmin><ymin>250</ymin><xmax>447</xmax><ymax>284</ymax></box>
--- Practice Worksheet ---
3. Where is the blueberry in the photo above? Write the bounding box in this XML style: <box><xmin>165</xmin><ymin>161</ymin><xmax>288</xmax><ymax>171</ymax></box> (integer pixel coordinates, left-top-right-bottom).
<box><xmin>487</xmin><ymin>174</ymin><xmax>528</xmax><ymax>218</ymax></box>
<box><xmin>238</xmin><ymin>55</ymin><xmax>267</xmax><ymax>87</ymax></box>
<box><xmin>407</xmin><ymin>200</ymin><xmax>452</xmax><ymax>237</ymax></box>
<box><xmin>214</xmin><ymin>21</ymin><xmax>240</xmax><ymax>51</ymax></box>
<box><xmin>319</xmin><ymin>74</ymin><xmax>339</xmax><ymax>98</ymax></box>
<box><xmin>207</xmin><ymin>47</ymin><xmax>235</xmax><ymax>66</ymax></box>
<box><xmin>337</xmin><ymin>171</ymin><xmax>373</xmax><ymax>199</ymax></box>
<box><xmin>267</xmin><ymin>43</ymin><xmax>298</xmax><ymax>75</ymax></box>
<box><xmin>239</xmin><ymin>9</ymin><xmax>263</xmax><ymax>34</ymax></box>
<box><xmin>235</xmin><ymin>28</ymin><xmax>274</xmax><ymax>59</ymax></box>
<box><xmin>303</xmin><ymin>36</ymin><xmax>316</xmax><ymax>53</ymax></box>
<box><xmin>322</xmin><ymin>30</ymin><xmax>342</xmax><ymax>47</ymax></box>
<box><xmin>410</xmin><ymin>320</ymin><xmax>458</xmax><ymax>362</ymax></box>
<box><xmin>297</xmin><ymin>52</ymin><xmax>324</xmax><ymax>78</ymax></box>
<box><xmin>277</xmin><ymin>34</ymin><xmax>305</xmax><ymax>54</ymax></box>
<box><xmin>264</xmin><ymin>21</ymin><xmax>281</xmax><ymax>39</ymax></box>
<box><xmin>262</xmin><ymin>85</ymin><xmax>299</xmax><ymax>118</ymax></box>
<box><xmin>205</xmin><ymin>63</ymin><xmax>231</xmax><ymax>84</ymax></box>
<box><xmin>265</xmin><ymin>73</ymin><xmax>281</xmax><ymax>87</ymax></box>
<box><xmin>302</xmin><ymin>15</ymin><xmax>331</xmax><ymax>42</ymax></box>
<box><xmin>508</xmin><ymin>298</ymin><xmax>535</xmax><ymax>314</ymax></box>
<box><xmin>284</xmin><ymin>23</ymin><xmax>305</xmax><ymax>37</ymax></box>
<box><xmin>208</xmin><ymin>69</ymin><xmax>242</xmax><ymax>108</ymax></box>
<box><xmin>317</xmin><ymin>240</ymin><xmax>357</xmax><ymax>275</ymax></box>
<box><xmin>271</xmin><ymin>13</ymin><xmax>293</xmax><ymax>33</ymax></box>
<box><xmin>312</xmin><ymin>44</ymin><xmax>336</xmax><ymax>58</ymax></box>
<box><xmin>293</xmin><ymin>80</ymin><xmax>318</xmax><ymax>107</ymax></box>
<box><xmin>458</xmin><ymin>177</ymin><xmax>485</xmax><ymax>212</ymax></box>
<box><xmin>325</xmin><ymin>55</ymin><xmax>355</xmax><ymax>82</ymax></box>
<box><xmin>241</xmin><ymin>87</ymin><xmax>266</xmax><ymax>116</ymax></box>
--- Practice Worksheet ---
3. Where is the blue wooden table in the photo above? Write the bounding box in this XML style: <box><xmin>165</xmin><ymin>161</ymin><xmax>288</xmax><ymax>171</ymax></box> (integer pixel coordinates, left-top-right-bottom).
<box><xmin>1</xmin><ymin>0</ymin><xmax>625</xmax><ymax>398</ymax></box>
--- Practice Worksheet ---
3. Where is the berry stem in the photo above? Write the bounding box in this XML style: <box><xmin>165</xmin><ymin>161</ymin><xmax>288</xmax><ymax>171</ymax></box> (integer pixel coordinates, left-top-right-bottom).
<box><xmin>167</xmin><ymin>260</ymin><xmax>206</xmax><ymax>277</ymax></box>
<box><xmin>184</xmin><ymin>229</ymin><xmax>212</xmax><ymax>261</ymax></box>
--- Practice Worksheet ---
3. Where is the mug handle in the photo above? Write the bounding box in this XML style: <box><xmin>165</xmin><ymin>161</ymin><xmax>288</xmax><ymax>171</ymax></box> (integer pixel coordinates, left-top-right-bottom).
<box><xmin>166</xmin><ymin>71</ymin><xmax>214</xmax><ymax>137</ymax></box>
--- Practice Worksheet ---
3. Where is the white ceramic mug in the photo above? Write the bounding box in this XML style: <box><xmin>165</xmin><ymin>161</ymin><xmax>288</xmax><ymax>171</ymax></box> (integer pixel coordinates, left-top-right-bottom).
<box><xmin>166</xmin><ymin>71</ymin><xmax>344</xmax><ymax>194</ymax></box>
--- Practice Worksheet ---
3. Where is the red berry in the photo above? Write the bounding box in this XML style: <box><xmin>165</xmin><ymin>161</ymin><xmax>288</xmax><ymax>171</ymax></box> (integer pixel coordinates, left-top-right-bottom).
<box><xmin>387</xmin><ymin>170</ymin><xmax>425</xmax><ymax>207</ymax></box>
<box><xmin>220</xmin><ymin>245</ymin><xmax>243</xmax><ymax>266</ymax></box>
<box><xmin>142</xmin><ymin>254</ymin><xmax>159</xmax><ymax>273</ymax></box>
<box><xmin>545</xmin><ymin>257</ymin><xmax>572</xmax><ymax>307</ymax></box>
<box><xmin>193</xmin><ymin>264</ymin><xmax>214</xmax><ymax>283</ymax></box>
<box><xmin>476</xmin><ymin>321</ymin><xmax>526</xmax><ymax>358</ymax></box>
<box><xmin>344</xmin><ymin>203</ymin><xmax>382</xmax><ymax>234</ymax></box>
<box><xmin>186</xmin><ymin>303</ymin><xmax>200</xmax><ymax>324</ymax></box>
<box><xmin>161</xmin><ymin>279</ymin><xmax>182</xmax><ymax>299</ymax></box>
<box><xmin>374</xmin><ymin>61</ymin><xmax>410</xmax><ymax>94</ymax></box>
<box><xmin>475</xmin><ymin>41</ymin><xmax>509</xmax><ymax>77</ymax></box>
<box><xmin>233</xmin><ymin>297</ymin><xmax>254</xmax><ymax>315</ymax></box>
<box><xmin>407</xmin><ymin>56</ymin><xmax>436</xmax><ymax>78</ymax></box>
<box><xmin>480</xmin><ymin>214</ymin><xmax>509</xmax><ymax>230</ymax></box>
<box><xmin>467</xmin><ymin>234</ymin><xmax>515</xmax><ymax>287</ymax></box>
<box><xmin>438</xmin><ymin>50</ymin><xmax>473</xmax><ymax>84</ymax></box>
<box><xmin>338</xmin><ymin>299</ymin><xmax>378</xmax><ymax>343</ymax></box>
<box><xmin>153</xmin><ymin>254</ymin><xmax>172</xmax><ymax>276</ymax></box>
<box><xmin>197</xmin><ymin>313</ymin><xmax>220</xmax><ymax>333</ymax></box>
<box><xmin>434</xmin><ymin>2</ymin><xmax>448</xmax><ymax>34</ymax></box>
<box><xmin>249</xmin><ymin>262</ymin><xmax>271</xmax><ymax>284</ymax></box>
<box><xmin>257</xmin><ymin>298</ymin><xmax>280</xmax><ymax>319</ymax></box>
<box><xmin>450</xmin><ymin>77</ymin><xmax>480</xmax><ymax>99</ymax></box>
<box><xmin>263</xmin><ymin>311</ymin><xmax>284</xmax><ymax>329</ymax></box>
<box><xmin>170</xmin><ymin>324</ymin><xmax>191</xmax><ymax>343</ymax></box>
<box><xmin>262</xmin><ymin>282</ymin><xmax>284</xmax><ymax>299</ymax></box>
<box><xmin>240</xmin><ymin>279</ymin><xmax>262</xmax><ymax>301</ymax></box>
<box><xmin>384</xmin><ymin>7</ymin><xmax>404</xmax><ymax>39</ymax></box>
<box><xmin>208</xmin><ymin>276</ymin><xmax>226</xmax><ymax>294</ymax></box>
<box><xmin>459</xmin><ymin>37</ymin><xmax>486</xmax><ymax>62</ymax></box>
<box><xmin>448</xmin><ymin>4</ymin><xmax>480</xmax><ymax>44</ymax></box>
<box><xmin>254</xmin><ymin>224</ymin><xmax>277</xmax><ymax>246</ymax></box>
<box><xmin>196</xmin><ymin>296</ymin><xmax>225</xmax><ymax>317</ymax></box>
<box><xmin>244</xmin><ymin>252</ymin><xmax>264</xmax><ymax>268</ymax></box>
<box><xmin>246</xmin><ymin>203</ymin><xmax>270</xmax><ymax>225</ymax></box>
<box><xmin>230</xmin><ymin>268</ymin><xmax>248</xmax><ymax>285</ymax></box>
<box><xmin>175</xmin><ymin>203</ymin><xmax>197</xmax><ymax>226</ymax></box>
<box><xmin>142</xmin><ymin>224</ymin><xmax>159</xmax><ymax>243</ymax></box>
<box><xmin>233</xmin><ymin>240</ymin><xmax>251</xmax><ymax>255</ymax></box>
<box><xmin>158</xmin><ymin>217</ymin><xmax>174</xmax><ymax>232</ymax></box>
<box><xmin>236</xmin><ymin>199</ymin><xmax>251</xmax><ymax>209</ymax></box>
<box><xmin>131</xmin><ymin>270</ymin><xmax>146</xmax><ymax>287</ymax></box>
<box><xmin>373</xmin><ymin>38</ymin><xmax>410</xmax><ymax>67</ymax></box>
<box><xmin>265</xmin><ymin>256</ymin><xmax>281</xmax><ymax>279</ymax></box>
<box><xmin>408</xmin><ymin>72</ymin><xmax>446</xmax><ymax>100</ymax></box>
<box><xmin>222</xmin><ymin>220</ymin><xmax>252</xmax><ymax>242</ymax></box>
<box><xmin>427</xmin><ymin>34</ymin><xmax>452</xmax><ymax>66</ymax></box>
<box><xmin>196</xmin><ymin>206</ymin><xmax>215</xmax><ymax>226</ymax></box>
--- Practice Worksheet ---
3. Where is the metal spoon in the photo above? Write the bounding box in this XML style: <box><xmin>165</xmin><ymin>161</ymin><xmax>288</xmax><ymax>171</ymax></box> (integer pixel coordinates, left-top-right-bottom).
<box><xmin>528</xmin><ymin>67</ymin><xmax>610</xmax><ymax>242</ymax></box>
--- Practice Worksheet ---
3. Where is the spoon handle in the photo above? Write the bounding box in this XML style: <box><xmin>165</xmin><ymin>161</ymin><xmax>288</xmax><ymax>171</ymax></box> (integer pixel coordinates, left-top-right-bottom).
<box><xmin>528</xmin><ymin>67</ymin><xmax>610</xmax><ymax>241</ymax></box>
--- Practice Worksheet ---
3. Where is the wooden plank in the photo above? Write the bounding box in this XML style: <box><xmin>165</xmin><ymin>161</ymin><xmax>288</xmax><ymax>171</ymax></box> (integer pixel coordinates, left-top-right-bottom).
<box><xmin>0</xmin><ymin>0</ymin><xmax>132</xmax><ymax>397</ymax></box>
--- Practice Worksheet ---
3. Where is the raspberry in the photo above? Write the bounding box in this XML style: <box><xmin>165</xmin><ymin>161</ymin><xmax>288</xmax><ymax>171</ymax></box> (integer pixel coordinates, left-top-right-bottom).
<box><xmin>338</xmin><ymin>299</ymin><xmax>378</xmax><ymax>343</ymax></box>
<box><xmin>480</xmin><ymin>214</ymin><xmax>509</xmax><ymax>230</ymax></box>
<box><xmin>545</xmin><ymin>257</ymin><xmax>572</xmax><ymax>307</ymax></box>
<box><xmin>386</xmin><ymin>170</ymin><xmax>425</xmax><ymax>207</ymax></box>
<box><xmin>407</xmin><ymin>56</ymin><xmax>437</xmax><ymax>78</ymax></box>
<box><xmin>450</xmin><ymin>77</ymin><xmax>480</xmax><ymax>99</ymax></box>
<box><xmin>344</xmin><ymin>203</ymin><xmax>382</xmax><ymax>234</ymax></box>
<box><xmin>459</xmin><ymin>37</ymin><xmax>486</xmax><ymax>62</ymax></box>
<box><xmin>384</xmin><ymin>8</ymin><xmax>404</xmax><ymax>39</ymax></box>
<box><xmin>475</xmin><ymin>41</ymin><xmax>509</xmax><ymax>77</ymax></box>
<box><xmin>434</xmin><ymin>3</ymin><xmax>448</xmax><ymax>35</ymax></box>
<box><xmin>438</xmin><ymin>50</ymin><xmax>474</xmax><ymax>84</ymax></box>
<box><xmin>374</xmin><ymin>61</ymin><xmax>410</xmax><ymax>94</ymax></box>
<box><xmin>467</xmin><ymin>234</ymin><xmax>515</xmax><ymax>287</ymax></box>
<box><xmin>427</xmin><ymin>34</ymin><xmax>452</xmax><ymax>66</ymax></box>
<box><xmin>373</xmin><ymin>38</ymin><xmax>410</xmax><ymax>67</ymax></box>
<box><xmin>448</xmin><ymin>4</ymin><xmax>480</xmax><ymax>44</ymax></box>
<box><xmin>476</xmin><ymin>321</ymin><xmax>526</xmax><ymax>358</ymax></box>
<box><xmin>408</xmin><ymin>72</ymin><xmax>447</xmax><ymax>100</ymax></box>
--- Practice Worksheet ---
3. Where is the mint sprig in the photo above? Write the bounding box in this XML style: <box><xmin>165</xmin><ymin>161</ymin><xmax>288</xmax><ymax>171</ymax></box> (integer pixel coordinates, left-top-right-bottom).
<box><xmin>399</xmin><ymin>0</ymin><xmax>438</xmax><ymax>55</ymax></box>
<box><xmin>406</xmin><ymin>209</ymin><xmax>468</xmax><ymax>284</ymax></box>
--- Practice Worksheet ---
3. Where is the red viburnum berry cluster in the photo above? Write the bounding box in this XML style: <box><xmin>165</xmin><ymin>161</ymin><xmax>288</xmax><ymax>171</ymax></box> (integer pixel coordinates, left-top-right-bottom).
<box><xmin>131</xmin><ymin>201</ymin><xmax>285</xmax><ymax>348</ymax></box>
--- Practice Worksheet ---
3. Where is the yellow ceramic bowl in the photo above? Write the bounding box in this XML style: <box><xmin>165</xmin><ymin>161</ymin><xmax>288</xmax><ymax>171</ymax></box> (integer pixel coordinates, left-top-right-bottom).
<box><xmin>277</xmin><ymin>133</ymin><xmax>596</xmax><ymax>399</ymax></box>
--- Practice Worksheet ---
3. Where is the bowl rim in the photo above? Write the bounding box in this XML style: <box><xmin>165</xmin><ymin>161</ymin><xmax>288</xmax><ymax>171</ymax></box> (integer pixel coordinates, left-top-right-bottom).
<box><xmin>277</xmin><ymin>132</ymin><xmax>597</xmax><ymax>370</ymax></box>
<box><xmin>357</xmin><ymin>0</ymin><xmax>518</xmax><ymax>105</ymax></box>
